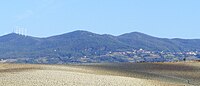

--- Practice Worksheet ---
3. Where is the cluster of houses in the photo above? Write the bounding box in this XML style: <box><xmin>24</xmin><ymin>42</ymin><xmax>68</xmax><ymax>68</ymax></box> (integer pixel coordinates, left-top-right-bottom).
<box><xmin>105</xmin><ymin>49</ymin><xmax>200</xmax><ymax>62</ymax></box>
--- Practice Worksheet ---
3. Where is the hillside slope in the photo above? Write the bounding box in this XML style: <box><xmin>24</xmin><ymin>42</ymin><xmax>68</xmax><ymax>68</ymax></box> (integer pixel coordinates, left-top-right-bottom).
<box><xmin>0</xmin><ymin>30</ymin><xmax>199</xmax><ymax>63</ymax></box>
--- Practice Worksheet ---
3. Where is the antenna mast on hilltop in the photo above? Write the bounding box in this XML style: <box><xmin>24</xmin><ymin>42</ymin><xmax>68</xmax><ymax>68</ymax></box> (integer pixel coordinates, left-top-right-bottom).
<box><xmin>19</xmin><ymin>28</ymin><xmax>21</xmax><ymax>35</ymax></box>
<box><xmin>14</xmin><ymin>26</ymin><xmax>28</xmax><ymax>37</ymax></box>
<box><xmin>25</xmin><ymin>28</ymin><xmax>27</xmax><ymax>37</ymax></box>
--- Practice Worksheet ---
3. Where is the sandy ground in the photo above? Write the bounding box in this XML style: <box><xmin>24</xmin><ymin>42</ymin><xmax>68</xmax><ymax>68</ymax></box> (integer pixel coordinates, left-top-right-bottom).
<box><xmin>0</xmin><ymin>62</ymin><xmax>199</xmax><ymax>86</ymax></box>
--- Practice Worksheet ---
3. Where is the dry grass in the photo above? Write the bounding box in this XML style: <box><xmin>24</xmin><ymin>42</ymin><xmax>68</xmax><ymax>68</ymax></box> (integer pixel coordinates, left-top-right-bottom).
<box><xmin>0</xmin><ymin>62</ymin><xmax>199</xmax><ymax>86</ymax></box>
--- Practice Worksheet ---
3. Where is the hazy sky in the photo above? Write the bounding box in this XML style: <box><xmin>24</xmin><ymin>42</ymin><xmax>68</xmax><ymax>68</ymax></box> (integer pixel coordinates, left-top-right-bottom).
<box><xmin>0</xmin><ymin>0</ymin><xmax>200</xmax><ymax>38</ymax></box>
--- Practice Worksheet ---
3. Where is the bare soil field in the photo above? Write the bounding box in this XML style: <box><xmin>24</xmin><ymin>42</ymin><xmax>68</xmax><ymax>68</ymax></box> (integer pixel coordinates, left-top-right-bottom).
<box><xmin>0</xmin><ymin>62</ymin><xmax>199</xmax><ymax>86</ymax></box>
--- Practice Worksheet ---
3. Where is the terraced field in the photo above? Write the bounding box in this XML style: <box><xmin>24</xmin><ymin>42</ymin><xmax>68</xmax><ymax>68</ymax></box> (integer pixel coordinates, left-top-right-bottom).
<box><xmin>0</xmin><ymin>62</ymin><xmax>199</xmax><ymax>86</ymax></box>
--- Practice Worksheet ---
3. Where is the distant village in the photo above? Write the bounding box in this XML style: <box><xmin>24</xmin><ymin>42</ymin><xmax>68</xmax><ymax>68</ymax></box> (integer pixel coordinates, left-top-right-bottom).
<box><xmin>102</xmin><ymin>49</ymin><xmax>200</xmax><ymax>62</ymax></box>
<box><xmin>1</xmin><ymin>49</ymin><xmax>200</xmax><ymax>63</ymax></box>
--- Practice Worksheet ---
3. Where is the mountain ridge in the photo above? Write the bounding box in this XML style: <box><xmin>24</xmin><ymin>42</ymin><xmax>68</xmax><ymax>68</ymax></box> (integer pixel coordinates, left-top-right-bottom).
<box><xmin>1</xmin><ymin>31</ymin><xmax>199</xmax><ymax>39</ymax></box>
<box><xmin>0</xmin><ymin>30</ymin><xmax>199</xmax><ymax>63</ymax></box>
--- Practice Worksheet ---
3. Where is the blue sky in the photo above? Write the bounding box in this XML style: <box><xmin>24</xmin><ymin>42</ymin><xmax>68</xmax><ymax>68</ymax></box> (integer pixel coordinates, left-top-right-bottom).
<box><xmin>0</xmin><ymin>0</ymin><xmax>200</xmax><ymax>39</ymax></box>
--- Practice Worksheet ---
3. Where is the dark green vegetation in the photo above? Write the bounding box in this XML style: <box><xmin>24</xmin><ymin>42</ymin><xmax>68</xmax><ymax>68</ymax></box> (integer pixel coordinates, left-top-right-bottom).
<box><xmin>0</xmin><ymin>30</ymin><xmax>200</xmax><ymax>63</ymax></box>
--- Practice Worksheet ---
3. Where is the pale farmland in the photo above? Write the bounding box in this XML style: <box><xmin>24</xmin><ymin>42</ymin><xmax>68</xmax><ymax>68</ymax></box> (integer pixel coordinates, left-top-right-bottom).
<box><xmin>0</xmin><ymin>62</ymin><xmax>199</xmax><ymax>86</ymax></box>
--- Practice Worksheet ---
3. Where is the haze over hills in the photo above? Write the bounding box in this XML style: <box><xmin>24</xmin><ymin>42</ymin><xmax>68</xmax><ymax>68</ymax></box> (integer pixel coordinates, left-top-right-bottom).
<box><xmin>0</xmin><ymin>30</ymin><xmax>200</xmax><ymax>63</ymax></box>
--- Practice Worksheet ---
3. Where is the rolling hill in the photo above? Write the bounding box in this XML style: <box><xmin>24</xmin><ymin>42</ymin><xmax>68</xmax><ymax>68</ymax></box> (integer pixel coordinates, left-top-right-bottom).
<box><xmin>0</xmin><ymin>30</ymin><xmax>199</xmax><ymax>63</ymax></box>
